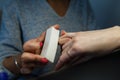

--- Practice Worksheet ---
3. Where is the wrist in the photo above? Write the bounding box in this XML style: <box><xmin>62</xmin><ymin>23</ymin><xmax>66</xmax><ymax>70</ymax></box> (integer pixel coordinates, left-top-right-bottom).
<box><xmin>109</xmin><ymin>26</ymin><xmax>120</xmax><ymax>52</ymax></box>
<box><xmin>3</xmin><ymin>54</ymin><xmax>22</xmax><ymax>75</ymax></box>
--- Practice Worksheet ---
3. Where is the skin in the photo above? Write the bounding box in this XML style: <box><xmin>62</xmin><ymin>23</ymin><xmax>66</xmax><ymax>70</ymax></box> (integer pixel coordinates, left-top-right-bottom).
<box><xmin>47</xmin><ymin>0</ymin><xmax>70</xmax><ymax>17</ymax></box>
<box><xmin>55</xmin><ymin>26</ymin><xmax>120</xmax><ymax>70</ymax></box>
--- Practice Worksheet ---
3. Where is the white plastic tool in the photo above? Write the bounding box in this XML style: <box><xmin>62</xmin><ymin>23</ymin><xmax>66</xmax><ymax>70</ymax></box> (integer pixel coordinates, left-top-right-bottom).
<box><xmin>40</xmin><ymin>27</ymin><xmax>60</xmax><ymax>63</ymax></box>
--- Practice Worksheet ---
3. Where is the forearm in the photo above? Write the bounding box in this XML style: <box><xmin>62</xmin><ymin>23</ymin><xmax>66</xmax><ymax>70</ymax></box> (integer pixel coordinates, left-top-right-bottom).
<box><xmin>90</xmin><ymin>25</ymin><xmax>120</xmax><ymax>55</ymax></box>
<box><xmin>2</xmin><ymin>54</ymin><xmax>22</xmax><ymax>75</ymax></box>
<box><xmin>106</xmin><ymin>26</ymin><xmax>120</xmax><ymax>52</ymax></box>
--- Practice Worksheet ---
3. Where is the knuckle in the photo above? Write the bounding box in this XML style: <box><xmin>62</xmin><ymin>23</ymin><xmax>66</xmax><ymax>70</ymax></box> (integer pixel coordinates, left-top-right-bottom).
<box><xmin>72</xmin><ymin>36</ymin><xmax>79</xmax><ymax>43</ymax></box>
<box><xmin>71</xmin><ymin>43</ymin><xmax>85</xmax><ymax>54</ymax></box>
<box><xmin>72</xmin><ymin>43</ymin><xmax>79</xmax><ymax>51</ymax></box>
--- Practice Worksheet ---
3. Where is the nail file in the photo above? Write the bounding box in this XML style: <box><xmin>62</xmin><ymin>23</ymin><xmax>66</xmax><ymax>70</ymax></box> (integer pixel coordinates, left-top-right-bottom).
<box><xmin>40</xmin><ymin>27</ymin><xmax>60</xmax><ymax>63</ymax></box>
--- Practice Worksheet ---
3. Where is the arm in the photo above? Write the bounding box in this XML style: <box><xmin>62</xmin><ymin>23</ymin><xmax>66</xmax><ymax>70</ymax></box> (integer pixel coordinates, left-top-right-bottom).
<box><xmin>56</xmin><ymin>26</ymin><xmax>120</xmax><ymax>70</ymax></box>
<box><xmin>0</xmin><ymin>2</ymin><xmax>49</xmax><ymax>78</ymax></box>
<box><xmin>0</xmin><ymin>1</ymin><xmax>23</xmax><ymax>79</ymax></box>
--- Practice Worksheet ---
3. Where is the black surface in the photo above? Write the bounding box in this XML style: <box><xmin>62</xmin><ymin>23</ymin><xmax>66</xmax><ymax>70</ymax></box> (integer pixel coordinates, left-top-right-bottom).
<box><xmin>28</xmin><ymin>52</ymin><xmax>120</xmax><ymax>80</ymax></box>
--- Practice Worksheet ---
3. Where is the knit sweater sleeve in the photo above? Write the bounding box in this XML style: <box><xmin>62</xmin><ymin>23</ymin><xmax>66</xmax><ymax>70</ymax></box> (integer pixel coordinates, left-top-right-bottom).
<box><xmin>0</xmin><ymin>0</ymin><xmax>23</xmax><ymax>79</ymax></box>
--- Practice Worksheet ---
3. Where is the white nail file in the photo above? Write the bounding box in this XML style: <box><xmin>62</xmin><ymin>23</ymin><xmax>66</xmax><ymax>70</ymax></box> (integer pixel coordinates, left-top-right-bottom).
<box><xmin>40</xmin><ymin>27</ymin><xmax>60</xmax><ymax>63</ymax></box>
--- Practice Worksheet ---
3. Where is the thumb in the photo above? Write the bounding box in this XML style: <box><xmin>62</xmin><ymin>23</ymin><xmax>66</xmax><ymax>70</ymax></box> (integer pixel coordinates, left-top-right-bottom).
<box><xmin>61</xmin><ymin>30</ymin><xmax>67</xmax><ymax>36</ymax></box>
<box><xmin>53</xmin><ymin>24</ymin><xmax>60</xmax><ymax>30</ymax></box>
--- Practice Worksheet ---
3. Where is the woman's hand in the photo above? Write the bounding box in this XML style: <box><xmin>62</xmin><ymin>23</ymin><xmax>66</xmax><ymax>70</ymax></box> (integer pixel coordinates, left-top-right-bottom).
<box><xmin>21</xmin><ymin>24</ymin><xmax>60</xmax><ymax>74</ymax></box>
<box><xmin>56</xmin><ymin>26</ymin><xmax>120</xmax><ymax>70</ymax></box>
<box><xmin>21</xmin><ymin>32</ymin><xmax>48</xmax><ymax>74</ymax></box>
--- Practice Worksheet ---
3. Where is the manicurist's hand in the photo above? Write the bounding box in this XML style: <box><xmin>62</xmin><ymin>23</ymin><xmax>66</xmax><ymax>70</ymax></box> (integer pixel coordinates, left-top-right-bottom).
<box><xmin>21</xmin><ymin>32</ymin><xmax>48</xmax><ymax>74</ymax></box>
<box><xmin>56</xmin><ymin>26</ymin><xmax>120</xmax><ymax>70</ymax></box>
<box><xmin>2</xmin><ymin>32</ymin><xmax>47</xmax><ymax>75</ymax></box>
<box><xmin>21</xmin><ymin>24</ymin><xmax>60</xmax><ymax>74</ymax></box>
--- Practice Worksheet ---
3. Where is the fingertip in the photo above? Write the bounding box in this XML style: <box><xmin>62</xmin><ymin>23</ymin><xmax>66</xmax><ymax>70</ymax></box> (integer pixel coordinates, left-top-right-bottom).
<box><xmin>61</xmin><ymin>30</ymin><xmax>67</xmax><ymax>36</ymax></box>
<box><xmin>55</xmin><ymin>59</ymin><xmax>65</xmax><ymax>71</ymax></box>
<box><xmin>55</xmin><ymin>56</ymin><xmax>65</xmax><ymax>70</ymax></box>
<box><xmin>38</xmin><ymin>32</ymin><xmax>46</xmax><ymax>41</ymax></box>
<box><xmin>39</xmin><ymin>42</ymin><xmax>43</xmax><ymax>47</ymax></box>
<box><xmin>55</xmin><ymin>61</ymin><xmax>61</xmax><ymax>71</ymax></box>
<box><xmin>55</xmin><ymin>51</ymin><xmax>72</xmax><ymax>70</ymax></box>
<box><xmin>54</xmin><ymin>24</ymin><xmax>60</xmax><ymax>30</ymax></box>
<box><xmin>40</xmin><ymin>58</ymin><xmax>48</xmax><ymax>64</ymax></box>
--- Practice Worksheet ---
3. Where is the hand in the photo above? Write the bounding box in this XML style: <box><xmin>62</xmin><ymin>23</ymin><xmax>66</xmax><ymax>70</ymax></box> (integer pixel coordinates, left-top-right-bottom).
<box><xmin>56</xmin><ymin>26</ymin><xmax>120</xmax><ymax>70</ymax></box>
<box><xmin>21</xmin><ymin>24</ymin><xmax>60</xmax><ymax>74</ymax></box>
<box><xmin>21</xmin><ymin>32</ymin><xmax>48</xmax><ymax>74</ymax></box>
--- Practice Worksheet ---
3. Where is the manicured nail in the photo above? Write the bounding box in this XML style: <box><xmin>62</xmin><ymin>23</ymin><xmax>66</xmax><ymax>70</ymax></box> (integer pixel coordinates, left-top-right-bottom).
<box><xmin>40</xmin><ymin>42</ymin><xmax>43</xmax><ymax>47</ymax></box>
<box><xmin>40</xmin><ymin>58</ymin><xmax>48</xmax><ymax>64</ymax></box>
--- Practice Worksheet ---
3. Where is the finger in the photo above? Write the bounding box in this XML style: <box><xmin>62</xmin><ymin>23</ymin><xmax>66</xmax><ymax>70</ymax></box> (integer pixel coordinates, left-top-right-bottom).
<box><xmin>60</xmin><ymin>33</ymin><xmax>75</xmax><ymax>39</ymax></box>
<box><xmin>48</xmin><ymin>24</ymin><xmax>60</xmax><ymax>30</ymax></box>
<box><xmin>35</xmin><ymin>48</ymin><xmax>41</xmax><ymax>55</ymax></box>
<box><xmin>23</xmin><ymin>39</ymin><xmax>41</xmax><ymax>53</ymax></box>
<box><xmin>55</xmin><ymin>46</ymin><xmax>72</xmax><ymax>70</ymax></box>
<box><xmin>56</xmin><ymin>43</ymin><xmax>84</xmax><ymax>70</ymax></box>
<box><xmin>35</xmin><ymin>42</ymin><xmax>43</xmax><ymax>55</ymax></box>
<box><xmin>24</xmin><ymin>41</ymin><xmax>42</xmax><ymax>55</ymax></box>
<box><xmin>61</xmin><ymin>30</ymin><xmax>67</xmax><ymax>36</ymax></box>
<box><xmin>40</xmin><ymin>42</ymin><xmax>43</xmax><ymax>47</ymax></box>
<box><xmin>62</xmin><ymin>40</ymin><xmax>72</xmax><ymax>49</ymax></box>
<box><xmin>55</xmin><ymin>53</ymin><xmax>71</xmax><ymax>70</ymax></box>
<box><xmin>53</xmin><ymin>24</ymin><xmax>60</xmax><ymax>30</ymax></box>
<box><xmin>37</xmin><ymin>32</ymin><xmax>46</xmax><ymax>42</ymax></box>
<box><xmin>61</xmin><ymin>46</ymin><xmax>71</xmax><ymax>55</ymax></box>
<box><xmin>21</xmin><ymin>61</ymin><xmax>46</xmax><ymax>69</ymax></box>
<box><xmin>21</xmin><ymin>52</ymin><xmax>48</xmax><ymax>64</ymax></box>
<box><xmin>59</xmin><ymin>38</ymin><xmax>71</xmax><ymax>45</ymax></box>
<box><xmin>23</xmin><ymin>39</ymin><xmax>36</xmax><ymax>52</ymax></box>
<box><xmin>55</xmin><ymin>59</ymin><xmax>64</xmax><ymax>70</ymax></box>
<box><xmin>66</xmin><ymin>33</ymin><xmax>76</xmax><ymax>37</ymax></box>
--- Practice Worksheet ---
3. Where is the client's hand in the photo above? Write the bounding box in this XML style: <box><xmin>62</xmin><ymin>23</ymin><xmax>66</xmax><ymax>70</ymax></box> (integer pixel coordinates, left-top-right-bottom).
<box><xmin>56</xmin><ymin>26</ymin><xmax>120</xmax><ymax>70</ymax></box>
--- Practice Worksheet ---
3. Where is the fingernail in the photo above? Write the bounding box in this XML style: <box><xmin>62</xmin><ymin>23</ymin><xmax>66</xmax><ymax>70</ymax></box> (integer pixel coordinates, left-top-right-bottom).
<box><xmin>40</xmin><ymin>42</ymin><xmax>43</xmax><ymax>47</ymax></box>
<box><xmin>40</xmin><ymin>58</ymin><xmax>48</xmax><ymax>64</ymax></box>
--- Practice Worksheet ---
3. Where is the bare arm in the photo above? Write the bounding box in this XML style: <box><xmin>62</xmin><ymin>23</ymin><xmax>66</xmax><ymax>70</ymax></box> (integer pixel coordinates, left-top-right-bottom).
<box><xmin>56</xmin><ymin>26</ymin><xmax>120</xmax><ymax>70</ymax></box>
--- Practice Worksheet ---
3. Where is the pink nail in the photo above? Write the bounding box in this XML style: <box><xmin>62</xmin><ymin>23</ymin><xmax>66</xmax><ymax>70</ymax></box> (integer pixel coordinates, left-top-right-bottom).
<box><xmin>40</xmin><ymin>58</ymin><xmax>48</xmax><ymax>64</ymax></box>
<box><xmin>40</xmin><ymin>42</ymin><xmax>43</xmax><ymax>47</ymax></box>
